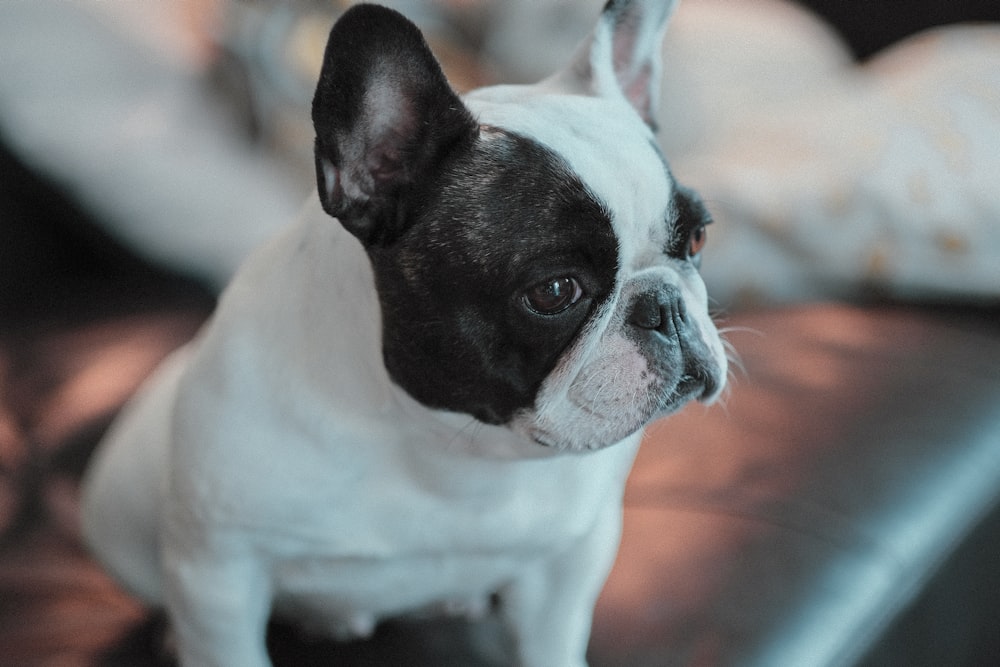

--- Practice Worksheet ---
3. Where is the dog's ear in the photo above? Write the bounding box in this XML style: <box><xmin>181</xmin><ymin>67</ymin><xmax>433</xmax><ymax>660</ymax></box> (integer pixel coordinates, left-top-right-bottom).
<box><xmin>311</xmin><ymin>4</ymin><xmax>477</xmax><ymax>246</ymax></box>
<box><xmin>553</xmin><ymin>0</ymin><xmax>678</xmax><ymax>130</ymax></box>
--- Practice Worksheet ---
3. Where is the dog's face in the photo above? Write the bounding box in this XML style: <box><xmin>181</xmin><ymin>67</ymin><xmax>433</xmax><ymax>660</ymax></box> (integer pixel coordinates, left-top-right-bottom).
<box><xmin>312</xmin><ymin>2</ymin><xmax>726</xmax><ymax>453</ymax></box>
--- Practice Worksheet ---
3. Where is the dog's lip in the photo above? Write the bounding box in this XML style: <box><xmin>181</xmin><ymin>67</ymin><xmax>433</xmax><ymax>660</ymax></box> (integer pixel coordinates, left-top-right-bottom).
<box><xmin>673</xmin><ymin>378</ymin><xmax>711</xmax><ymax>407</ymax></box>
<box><xmin>676</xmin><ymin>354</ymin><xmax>724</xmax><ymax>404</ymax></box>
<box><xmin>529</xmin><ymin>430</ymin><xmax>557</xmax><ymax>448</ymax></box>
<box><xmin>529</xmin><ymin>432</ymin><xmax>598</xmax><ymax>452</ymax></box>
<box><xmin>695</xmin><ymin>365</ymin><xmax>726</xmax><ymax>404</ymax></box>
<box><xmin>697</xmin><ymin>379</ymin><xmax>723</xmax><ymax>404</ymax></box>
<box><xmin>537</xmin><ymin>434</ymin><xmax>602</xmax><ymax>452</ymax></box>
<box><xmin>568</xmin><ymin>396</ymin><xmax>608</xmax><ymax>420</ymax></box>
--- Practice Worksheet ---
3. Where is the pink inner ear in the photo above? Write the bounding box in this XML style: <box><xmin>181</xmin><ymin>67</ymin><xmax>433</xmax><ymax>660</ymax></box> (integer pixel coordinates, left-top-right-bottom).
<box><xmin>367</xmin><ymin>137</ymin><xmax>408</xmax><ymax>185</ymax></box>
<box><xmin>609</xmin><ymin>14</ymin><xmax>655</xmax><ymax>124</ymax></box>
<box><xmin>360</xmin><ymin>78</ymin><xmax>418</xmax><ymax>186</ymax></box>
<box><xmin>612</xmin><ymin>13</ymin><xmax>640</xmax><ymax>71</ymax></box>
<box><xmin>623</xmin><ymin>61</ymin><xmax>653</xmax><ymax>122</ymax></box>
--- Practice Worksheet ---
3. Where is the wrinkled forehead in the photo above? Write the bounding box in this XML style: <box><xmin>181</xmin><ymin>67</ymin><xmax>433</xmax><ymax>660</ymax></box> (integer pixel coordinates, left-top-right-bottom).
<box><xmin>464</xmin><ymin>85</ymin><xmax>674</xmax><ymax>248</ymax></box>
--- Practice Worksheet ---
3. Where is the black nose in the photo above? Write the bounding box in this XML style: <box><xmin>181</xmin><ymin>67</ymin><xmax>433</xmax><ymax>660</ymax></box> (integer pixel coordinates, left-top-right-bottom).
<box><xmin>628</xmin><ymin>288</ymin><xmax>721</xmax><ymax>401</ymax></box>
<box><xmin>628</xmin><ymin>288</ymin><xmax>686</xmax><ymax>339</ymax></box>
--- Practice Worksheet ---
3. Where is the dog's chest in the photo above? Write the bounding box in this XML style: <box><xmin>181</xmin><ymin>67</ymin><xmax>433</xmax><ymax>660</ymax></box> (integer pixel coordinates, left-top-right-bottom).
<box><xmin>261</xmin><ymin>457</ymin><xmax>611</xmax><ymax>631</ymax></box>
<box><xmin>262</xmin><ymin>444</ymin><xmax>622</xmax><ymax>558</ymax></box>
<box><xmin>255</xmin><ymin>436</ymin><xmax>640</xmax><ymax>630</ymax></box>
<box><xmin>271</xmin><ymin>548</ymin><xmax>521</xmax><ymax>634</ymax></box>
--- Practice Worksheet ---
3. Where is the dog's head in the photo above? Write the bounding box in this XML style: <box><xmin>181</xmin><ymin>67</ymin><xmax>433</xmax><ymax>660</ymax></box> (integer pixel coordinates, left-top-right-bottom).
<box><xmin>312</xmin><ymin>1</ymin><xmax>727</xmax><ymax>453</ymax></box>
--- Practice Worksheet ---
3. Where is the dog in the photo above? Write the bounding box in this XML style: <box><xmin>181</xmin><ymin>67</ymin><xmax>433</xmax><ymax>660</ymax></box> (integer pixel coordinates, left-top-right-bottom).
<box><xmin>81</xmin><ymin>1</ymin><xmax>727</xmax><ymax>665</ymax></box>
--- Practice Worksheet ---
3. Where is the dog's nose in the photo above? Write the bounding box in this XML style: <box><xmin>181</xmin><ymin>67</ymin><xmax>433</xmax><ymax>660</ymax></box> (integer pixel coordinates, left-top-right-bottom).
<box><xmin>628</xmin><ymin>288</ymin><xmax>686</xmax><ymax>339</ymax></box>
<box><xmin>627</xmin><ymin>288</ymin><xmax>723</xmax><ymax>402</ymax></box>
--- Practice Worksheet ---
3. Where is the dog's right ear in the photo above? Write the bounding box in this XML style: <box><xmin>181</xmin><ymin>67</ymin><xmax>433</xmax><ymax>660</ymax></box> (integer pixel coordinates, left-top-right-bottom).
<box><xmin>551</xmin><ymin>0</ymin><xmax>678</xmax><ymax>130</ymax></box>
<box><xmin>311</xmin><ymin>4</ymin><xmax>477</xmax><ymax>246</ymax></box>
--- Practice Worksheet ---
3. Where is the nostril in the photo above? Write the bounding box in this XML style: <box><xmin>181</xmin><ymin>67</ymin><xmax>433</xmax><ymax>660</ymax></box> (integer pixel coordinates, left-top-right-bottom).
<box><xmin>628</xmin><ymin>290</ymin><xmax>685</xmax><ymax>336</ymax></box>
<box><xmin>628</xmin><ymin>292</ymin><xmax>663</xmax><ymax>330</ymax></box>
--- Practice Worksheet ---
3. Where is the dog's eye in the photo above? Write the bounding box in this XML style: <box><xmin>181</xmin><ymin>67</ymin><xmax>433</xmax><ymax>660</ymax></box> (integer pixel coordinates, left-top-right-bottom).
<box><xmin>522</xmin><ymin>277</ymin><xmax>583</xmax><ymax>315</ymax></box>
<box><xmin>687</xmin><ymin>224</ymin><xmax>707</xmax><ymax>259</ymax></box>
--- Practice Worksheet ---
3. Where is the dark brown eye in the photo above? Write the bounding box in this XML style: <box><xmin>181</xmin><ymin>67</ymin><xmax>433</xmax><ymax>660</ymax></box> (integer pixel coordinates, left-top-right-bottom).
<box><xmin>522</xmin><ymin>277</ymin><xmax>583</xmax><ymax>315</ymax></box>
<box><xmin>687</xmin><ymin>224</ymin><xmax>707</xmax><ymax>258</ymax></box>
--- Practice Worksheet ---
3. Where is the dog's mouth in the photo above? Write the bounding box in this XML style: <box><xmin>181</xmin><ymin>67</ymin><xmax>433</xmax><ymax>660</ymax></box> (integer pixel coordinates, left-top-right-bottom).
<box><xmin>516</xmin><ymin>352</ymin><xmax>724</xmax><ymax>453</ymax></box>
<box><xmin>678</xmin><ymin>357</ymin><xmax>724</xmax><ymax>404</ymax></box>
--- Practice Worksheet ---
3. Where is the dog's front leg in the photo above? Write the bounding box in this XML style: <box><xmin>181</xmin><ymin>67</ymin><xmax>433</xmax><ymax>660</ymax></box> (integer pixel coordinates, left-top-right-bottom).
<box><xmin>162</xmin><ymin>512</ymin><xmax>274</xmax><ymax>667</ymax></box>
<box><xmin>500</xmin><ymin>506</ymin><xmax>623</xmax><ymax>667</ymax></box>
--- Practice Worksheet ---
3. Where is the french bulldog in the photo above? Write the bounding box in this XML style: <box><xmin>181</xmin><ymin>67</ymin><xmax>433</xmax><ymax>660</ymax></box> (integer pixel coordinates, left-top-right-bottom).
<box><xmin>81</xmin><ymin>1</ymin><xmax>727</xmax><ymax>665</ymax></box>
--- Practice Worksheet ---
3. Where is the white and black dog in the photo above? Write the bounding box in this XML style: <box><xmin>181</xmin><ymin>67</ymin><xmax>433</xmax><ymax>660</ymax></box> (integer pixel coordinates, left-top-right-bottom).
<box><xmin>82</xmin><ymin>1</ymin><xmax>727</xmax><ymax>665</ymax></box>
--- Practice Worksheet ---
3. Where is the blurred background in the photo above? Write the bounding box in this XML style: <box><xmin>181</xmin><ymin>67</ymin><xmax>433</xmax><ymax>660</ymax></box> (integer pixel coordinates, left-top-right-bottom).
<box><xmin>3</xmin><ymin>0</ymin><xmax>999</xmax><ymax>307</ymax></box>
<box><xmin>1</xmin><ymin>1</ymin><xmax>999</xmax><ymax>665</ymax></box>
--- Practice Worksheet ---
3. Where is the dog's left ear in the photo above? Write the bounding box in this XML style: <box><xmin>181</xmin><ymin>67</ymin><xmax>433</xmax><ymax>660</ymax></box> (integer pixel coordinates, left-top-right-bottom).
<box><xmin>311</xmin><ymin>4</ymin><xmax>477</xmax><ymax>246</ymax></box>
<box><xmin>553</xmin><ymin>0</ymin><xmax>678</xmax><ymax>129</ymax></box>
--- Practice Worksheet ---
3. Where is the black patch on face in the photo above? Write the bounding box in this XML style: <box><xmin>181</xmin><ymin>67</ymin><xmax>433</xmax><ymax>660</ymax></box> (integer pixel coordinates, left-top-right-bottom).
<box><xmin>366</xmin><ymin>130</ymin><xmax>619</xmax><ymax>424</ymax></box>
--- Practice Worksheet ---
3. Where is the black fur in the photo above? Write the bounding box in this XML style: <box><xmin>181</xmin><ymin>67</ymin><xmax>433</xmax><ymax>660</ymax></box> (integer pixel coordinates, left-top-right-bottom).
<box><xmin>372</xmin><ymin>130</ymin><xmax>619</xmax><ymax>424</ymax></box>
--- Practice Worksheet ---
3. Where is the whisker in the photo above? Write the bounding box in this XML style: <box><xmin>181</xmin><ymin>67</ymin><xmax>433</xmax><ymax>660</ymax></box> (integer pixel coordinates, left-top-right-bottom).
<box><xmin>717</xmin><ymin>324</ymin><xmax>765</xmax><ymax>338</ymax></box>
<box><xmin>721</xmin><ymin>338</ymin><xmax>748</xmax><ymax>378</ymax></box>
<box><xmin>446</xmin><ymin>417</ymin><xmax>483</xmax><ymax>451</ymax></box>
